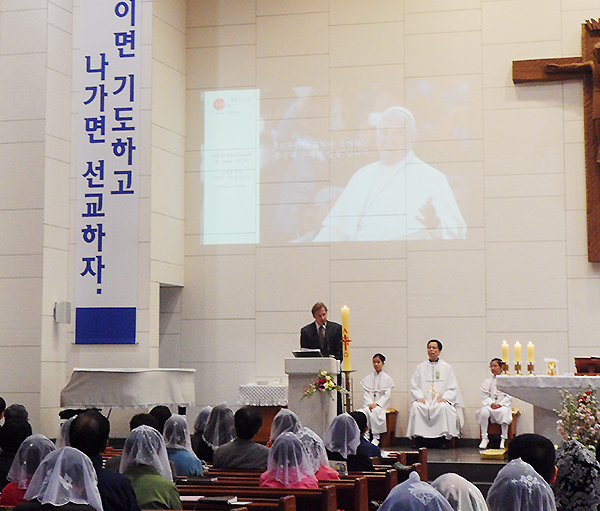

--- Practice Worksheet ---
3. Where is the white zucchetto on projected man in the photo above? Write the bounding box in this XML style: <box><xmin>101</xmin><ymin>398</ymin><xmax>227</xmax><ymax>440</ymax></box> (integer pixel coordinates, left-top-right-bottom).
<box><xmin>313</xmin><ymin>106</ymin><xmax>467</xmax><ymax>242</ymax></box>
<box><xmin>407</xmin><ymin>339</ymin><xmax>464</xmax><ymax>443</ymax></box>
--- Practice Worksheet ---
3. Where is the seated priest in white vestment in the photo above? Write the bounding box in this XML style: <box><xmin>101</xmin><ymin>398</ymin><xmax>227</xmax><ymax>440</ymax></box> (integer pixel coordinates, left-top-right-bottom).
<box><xmin>313</xmin><ymin>106</ymin><xmax>467</xmax><ymax>242</ymax></box>
<box><xmin>407</xmin><ymin>340</ymin><xmax>464</xmax><ymax>443</ymax></box>
<box><xmin>360</xmin><ymin>353</ymin><xmax>394</xmax><ymax>446</ymax></box>
<box><xmin>476</xmin><ymin>357</ymin><xmax>513</xmax><ymax>449</ymax></box>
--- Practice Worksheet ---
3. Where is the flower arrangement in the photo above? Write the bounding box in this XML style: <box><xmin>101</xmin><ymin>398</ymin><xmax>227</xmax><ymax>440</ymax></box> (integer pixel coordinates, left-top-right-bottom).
<box><xmin>300</xmin><ymin>370</ymin><xmax>349</xmax><ymax>401</ymax></box>
<box><xmin>556</xmin><ymin>386</ymin><xmax>600</xmax><ymax>453</ymax></box>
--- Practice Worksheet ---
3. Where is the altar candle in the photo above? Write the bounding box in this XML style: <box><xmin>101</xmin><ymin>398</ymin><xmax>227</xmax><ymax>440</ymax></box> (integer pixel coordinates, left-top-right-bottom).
<box><xmin>341</xmin><ymin>306</ymin><xmax>351</xmax><ymax>371</ymax></box>
<box><xmin>502</xmin><ymin>340</ymin><xmax>509</xmax><ymax>362</ymax></box>
<box><xmin>527</xmin><ymin>342</ymin><xmax>534</xmax><ymax>363</ymax></box>
<box><xmin>514</xmin><ymin>342</ymin><xmax>522</xmax><ymax>363</ymax></box>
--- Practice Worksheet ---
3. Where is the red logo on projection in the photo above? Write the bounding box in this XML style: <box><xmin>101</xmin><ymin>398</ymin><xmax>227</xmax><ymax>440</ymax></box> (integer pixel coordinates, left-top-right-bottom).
<box><xmin>213</xmin><ymin>98</ymin><xmax>226</xmax><ymax>110</ymax></box>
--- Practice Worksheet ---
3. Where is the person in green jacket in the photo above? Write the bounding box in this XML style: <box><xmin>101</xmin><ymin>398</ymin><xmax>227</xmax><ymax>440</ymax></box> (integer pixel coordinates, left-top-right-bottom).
<box><xmin>120</xmin><ymin>425</ymin><xmax>182</xmax><ymax>510</ymax></box>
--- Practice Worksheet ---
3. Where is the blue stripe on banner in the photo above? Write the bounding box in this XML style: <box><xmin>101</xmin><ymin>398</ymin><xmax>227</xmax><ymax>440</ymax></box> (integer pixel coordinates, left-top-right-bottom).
<box><xmin>75</xmin><ymin>307</ymin><xmax>136</xmax><ymax>344</ymax></box>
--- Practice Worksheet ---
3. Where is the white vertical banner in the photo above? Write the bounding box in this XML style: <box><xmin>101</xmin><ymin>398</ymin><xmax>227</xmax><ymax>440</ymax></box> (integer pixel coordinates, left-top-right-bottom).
<box><xmin>76</xmin><ymin>0</ymin><xmax>141</xmax><ymax>344</ymax></box>
<box><xmin>202</xmin><ymin>89</ymin><xmax>260</xmax><ymax>245</ymax></box>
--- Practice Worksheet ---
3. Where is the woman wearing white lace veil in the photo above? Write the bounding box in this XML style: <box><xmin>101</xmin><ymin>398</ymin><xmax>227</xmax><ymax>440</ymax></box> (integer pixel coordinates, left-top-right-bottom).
<box><xmin>202</xmin><ymin>403</ymin><xmax>235</xmax><ymax>458</ymax></box>
<box><xmin>324</xmin><ymin>413</ymin><xmax>374</xmax><ymax>471</ymax></box>
<box><xmin>120</xmin><ymin>425</ymin><xmax>181</xmax><ymax>510</ymax></box>
<box><xmin>0</xmin><ymin>434</ymin><xmax>56</xmax><ymax>507</ymax></box>
<box><xmin>431</xmin><ymin>473</ymin><xmax>488</xmax><ymax>511</ymax></box>
<box><xmin>14</xmin><ymin>446</ymin><xmax>102</xmax><ymax>511</ymax></box>
<box><xmin>163</xmin><ymin>415</ymin><xmax>203</xmax><ymax>477</ymax></box>
<box><xmin>56</xmin><ymin>416</ymin><xmax>76</xmax><ymax>448</ymax></box>
<box><xmin>269</xmin><ymin>409</ymin><xmax>302</xmax><ymax>443</ymax></box>
<box><xmin>296</xmin><ymin>427</ymin><xmax>339</xmax><ymax>480</ymax></box>
<box><xmin>380</xmin><ymin>471</ymin><xmax>453</xmax><ymax>511</ymax></box>
<box><xmin>191</xmin><ymin>406</ymin><xmax>212</xmax><ymax>461</ymax></box>
<box><xmin>553</xmin><ymin>439</ymin><xmax>600</xmax><ymax>511</ymax></box>
<box><xmin>487</xmin><ymin>458</ymin><xmax>556</xmax><ymax>511</ymax></box>
<box><xmin>259</xmin><ymin>432</ymin><xmax>318</xmax><ymax>489</ymax></box>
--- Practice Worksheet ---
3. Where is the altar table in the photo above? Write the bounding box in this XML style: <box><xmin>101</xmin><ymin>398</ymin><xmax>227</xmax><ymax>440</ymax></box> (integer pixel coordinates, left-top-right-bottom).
<box><xmin>496</xmin><ymin>375</ymin><xmax>600</xmax><ymax>443</ymax></box>
<box><xmin>238</xmin><ymin>384</ymin><xmax>288</xmax><ymax>443</ymax></box>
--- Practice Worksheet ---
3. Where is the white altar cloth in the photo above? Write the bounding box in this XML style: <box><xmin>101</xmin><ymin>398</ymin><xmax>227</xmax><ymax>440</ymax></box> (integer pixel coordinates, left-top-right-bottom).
<box><xmin>496</xmin><ymin>375</ymin><xmax>600</xmax><ymax>442</ymax></box>
<box><xmin>496</xmin><ymin>375</ymin><xmax>600</xmax><ymax>410</ymax></box>
<box><xmin>60</xmin><ymin>368</ymin><xmax>196</xmax><ymax>408</ymax></box>
<box><xmin>238</xmin><ymin>384</ymin><xmax>288</xmax><ymax>406</ymax></box>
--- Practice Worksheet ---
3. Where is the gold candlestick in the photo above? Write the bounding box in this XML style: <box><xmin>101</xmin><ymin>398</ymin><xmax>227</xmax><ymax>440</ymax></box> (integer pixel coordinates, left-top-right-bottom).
<box><xmin>514</xmin><ymin>362</ymin><xmax>522</xmax><ymax>375</ymax></box>
<box><xmin>527</xmin><ymin>362</ymin><xmax>534</xmax><ymax>375</ymax></box>
<box><xmin>503</xmin><ymin>362</ymin><xmax>509</xmax><ymax>375</ymax></box>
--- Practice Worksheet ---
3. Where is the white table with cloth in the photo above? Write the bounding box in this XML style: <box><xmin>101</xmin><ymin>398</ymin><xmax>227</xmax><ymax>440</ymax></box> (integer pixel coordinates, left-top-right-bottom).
<box><xmin>238</xmin><ymin>384</ymin><xmax>288</xmax><ymax>443</ymax></box>
<box><xmin>496</xmin><ymin>375</ymin><xmax>600</xmax><ymax>443</ymax></box>
<box><xmin>60</xmin><ymin>368</ymin><xmax>196</xmax><ymax>408</ymax></box>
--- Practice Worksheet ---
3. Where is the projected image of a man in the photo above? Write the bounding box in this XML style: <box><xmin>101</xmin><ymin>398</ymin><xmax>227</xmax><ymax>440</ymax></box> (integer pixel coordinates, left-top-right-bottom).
<box><xmin>313</xmin><ymin>107</ymin><xmax>467</xmax><ymax>242</ymax></box>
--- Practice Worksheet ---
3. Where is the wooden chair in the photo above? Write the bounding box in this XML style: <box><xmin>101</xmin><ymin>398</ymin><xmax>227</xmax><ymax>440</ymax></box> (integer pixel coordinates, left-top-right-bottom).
<box><xmin>379</xmin><ymin>409</ymin><xmax>398</xmax><ymax>447</ymax></box>
<box><xmin>487</xmin><ymin>408</ymin><xmax>520</xmax><ymax>440</ymax></box>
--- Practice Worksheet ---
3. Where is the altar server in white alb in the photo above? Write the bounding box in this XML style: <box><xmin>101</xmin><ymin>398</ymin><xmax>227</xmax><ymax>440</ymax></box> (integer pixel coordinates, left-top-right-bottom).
<box><xmin>476</xmin><ymin>357</ymin><xmax>513</xmax><ymax>450</ymax></box>
<box><xmin>360</xmin><ymin>353</ymin><xmax>395</xmax><ymax>446</ymax></box>
<box><xmin>407</xmin><ymin>340</ymin><xmax>464</xmax><ymax>441</ymax></box>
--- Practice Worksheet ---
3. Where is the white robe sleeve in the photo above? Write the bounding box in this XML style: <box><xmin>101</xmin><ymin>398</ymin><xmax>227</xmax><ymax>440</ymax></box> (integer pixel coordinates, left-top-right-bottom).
<box><xmin>410</xmin><ymin>365</ymin><xmax>425</xmax><ymax>402</ymax></box>
<box><xmin>480</xmin><ymin>377</ymin><xmax>494</xmax><ymax>407</ymax></box>
<box><xmin>440</xmin><ymin>365</ymin><xmax>461</xmax><ymax>404</ymax></box>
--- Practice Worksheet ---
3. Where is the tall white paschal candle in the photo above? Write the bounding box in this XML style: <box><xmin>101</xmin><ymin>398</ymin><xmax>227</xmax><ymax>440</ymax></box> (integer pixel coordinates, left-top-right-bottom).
<box><xmin>341</xmin><ymin>306</ymin><xmax>351</xmax><ymax>371</ymax></box>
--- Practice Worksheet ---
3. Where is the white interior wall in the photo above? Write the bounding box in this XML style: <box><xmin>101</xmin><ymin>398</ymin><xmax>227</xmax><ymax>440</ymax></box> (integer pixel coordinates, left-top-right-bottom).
<box><xmin>177</xmin><ymin>0</ymin><xmax>600</xmax><ymax>439</ymax></box>
<box><xmin>2</xmin><ymin>0</ymin><xmax>600</xmax><ymax>440</ymax></box>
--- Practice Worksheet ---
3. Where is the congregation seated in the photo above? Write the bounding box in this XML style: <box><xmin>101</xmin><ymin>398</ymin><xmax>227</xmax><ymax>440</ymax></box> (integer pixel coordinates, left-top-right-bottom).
<box><xmin>0</xmin><ymin>434</ymin><xmax>55</xmax><ymax>506</ymax></box>
<box><xmin>55</xmin><ymin>416</ymin><xmax>75</xmax><ymax>448</ymax></box>
<box><xmin>269</xmin><ymin>409</ymin><xmax>302</xmax><ymax>443</ymax></box>
<box><xmin>431</xmin><ymin>473</ymin><xmax>487</xmax><ymax>511</ymax></box>
<box><xmin>69</xmin><ymin>410</ymin><xmax>141</xmax><ymax>511</ymax></box>
<box><xmin>104</xmin><ymin>413</ymin><xmax>162</xmax><ymax>474</ymax></box>
<box><xmin>323</xmin><ymin>413</ymin><xmax>374</xmax><ymax>472</ymax></box>
<box><xmin>190</xmin><ymin>406</ymin><xmax>212</xmax><ymax>461</ymax></box>
<box><xmin>14</xmin><ymin>446</ymin><xmax>103</xmax><ymax>511</ymax></box>
<box><xmin>349</xmin><ymin>410</ymin><xmax>381</xmax><ymax>460</ymax></box>
<box><xmin>120</xmin><ymin>425</ymin><xmax>182</xmax><ymax>510</ymax></box>
<box><xmin>213</xmin><ymin>406</ymin><xmax>269</xmax><ymax>470</ymax></box>
<box><xmin>487</xmin><ymin>458</ymin><xmax>556</xmax><ymax>511</ymax></box>
<box><xmin>553</xmin><ymin>439</ymin><xmax>600</xmax><ymax>511</ymax></box>
<box><xmin>5</xmin><ymin>404</ymin><xmax>29</xmax><ymax>423</ymax></box>
<box><xmin>163</xmin><ymin>414</ymin><xmax>204</xmax><ymax>476</ymax></box>
<box><xmin>198</xmin><ymin>403</ymin><xmax>235</xmax><ymax>464</ymax></box>
<box><xmin>379</xmin><ymin>471</ymin><xmax>452</xmax><ymax>511</ymax></box>
<box><xmin>259</xmin><ymin>431</ymin><xmax>318</xmax><ymax>489</ymax></box>
<box><xmin>507</xmin><ymin>433</ymin><xmax>557</xmax><ymax>484</ymax></box>
<box><xmin>0</xmin><ymin>419</ymin><xmax>33</xmax><ymax>490</ymax></box>
<box><xmin>296</xmin><ymin>427</ymin><xmax>339</xmax><ymax>480</ymax></box>
<box><xmin>407</xmin><ymin>340</ymin><xmax>464</xmax><ymax>445</ymax></box>
<box><xmin>149</xmin><ymin>406</ymin><xmax>172</xmax><ymax>434</ymax></box>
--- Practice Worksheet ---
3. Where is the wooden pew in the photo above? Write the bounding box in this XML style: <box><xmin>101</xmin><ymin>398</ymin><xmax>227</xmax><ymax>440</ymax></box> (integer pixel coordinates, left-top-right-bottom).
<box><xmin>182</xmin><ymin>495</ymin><xmax>295</xmax><ymax>511</ymax></box>
<box><xmin>179</xmin><ymin>477</ymin><xmax>367</xmax><ymax>511</ymax></box>
<box><xmin>375</xmin><ymin>448</ymin><xmax>428</xmax><ymax>482</ymax></box>
<box><xmin>177</xmin><ymin>484</ymin><xmax>337</xmax><ymax>511</ymax></box>
<box><xmin>345</xmin><ymin>468</ymin><xmax>398</xmax><ymax>501</ymax></box>
<box><xmin>203</xmin><ymin>467</ymin><xmax>391</xmax><ymax>508</ymax></box>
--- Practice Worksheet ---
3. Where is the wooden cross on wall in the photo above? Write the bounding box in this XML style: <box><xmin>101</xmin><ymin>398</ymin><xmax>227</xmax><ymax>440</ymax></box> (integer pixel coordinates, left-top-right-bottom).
<box><xmin>513</xmin><ymin>20</ymin><xmax>600</xmax><ymax>262</ymax></box>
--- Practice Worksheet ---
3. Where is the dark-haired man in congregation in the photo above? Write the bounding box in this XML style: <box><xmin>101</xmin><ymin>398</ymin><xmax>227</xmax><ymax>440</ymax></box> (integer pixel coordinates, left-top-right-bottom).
<box><xmin>213</xmin><ymin>407</ymin><xmax>269</xmax><ymax>470</ymax></box>
<box><xmin>406</xmin><ymin>339</ymin><xmax>464</xmax><ymax>446</ymax></box>
<box><xmin>507</xmin><ymin>433</ymin><xmax>557</xmax><ymax>483</ymax></box>
<box><xmin>69</xmin><ymin>410</ymin><xmax>141</xmax><ymax>511</ymax></box>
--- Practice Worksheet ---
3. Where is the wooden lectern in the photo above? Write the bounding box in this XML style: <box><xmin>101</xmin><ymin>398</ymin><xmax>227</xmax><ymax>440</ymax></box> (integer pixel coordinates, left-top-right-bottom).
<box><xmin>285</xmin><ymin>357</ymin><xmax>339</xmax><ymax>438</ymax></box>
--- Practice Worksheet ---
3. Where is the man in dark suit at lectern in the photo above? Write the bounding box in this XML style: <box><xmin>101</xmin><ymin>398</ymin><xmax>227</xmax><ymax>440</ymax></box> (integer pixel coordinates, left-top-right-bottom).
<box><xmin>300</xmin><ymin>302</ymin><xmax>343</xmax><ymax>361</ymax></box>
